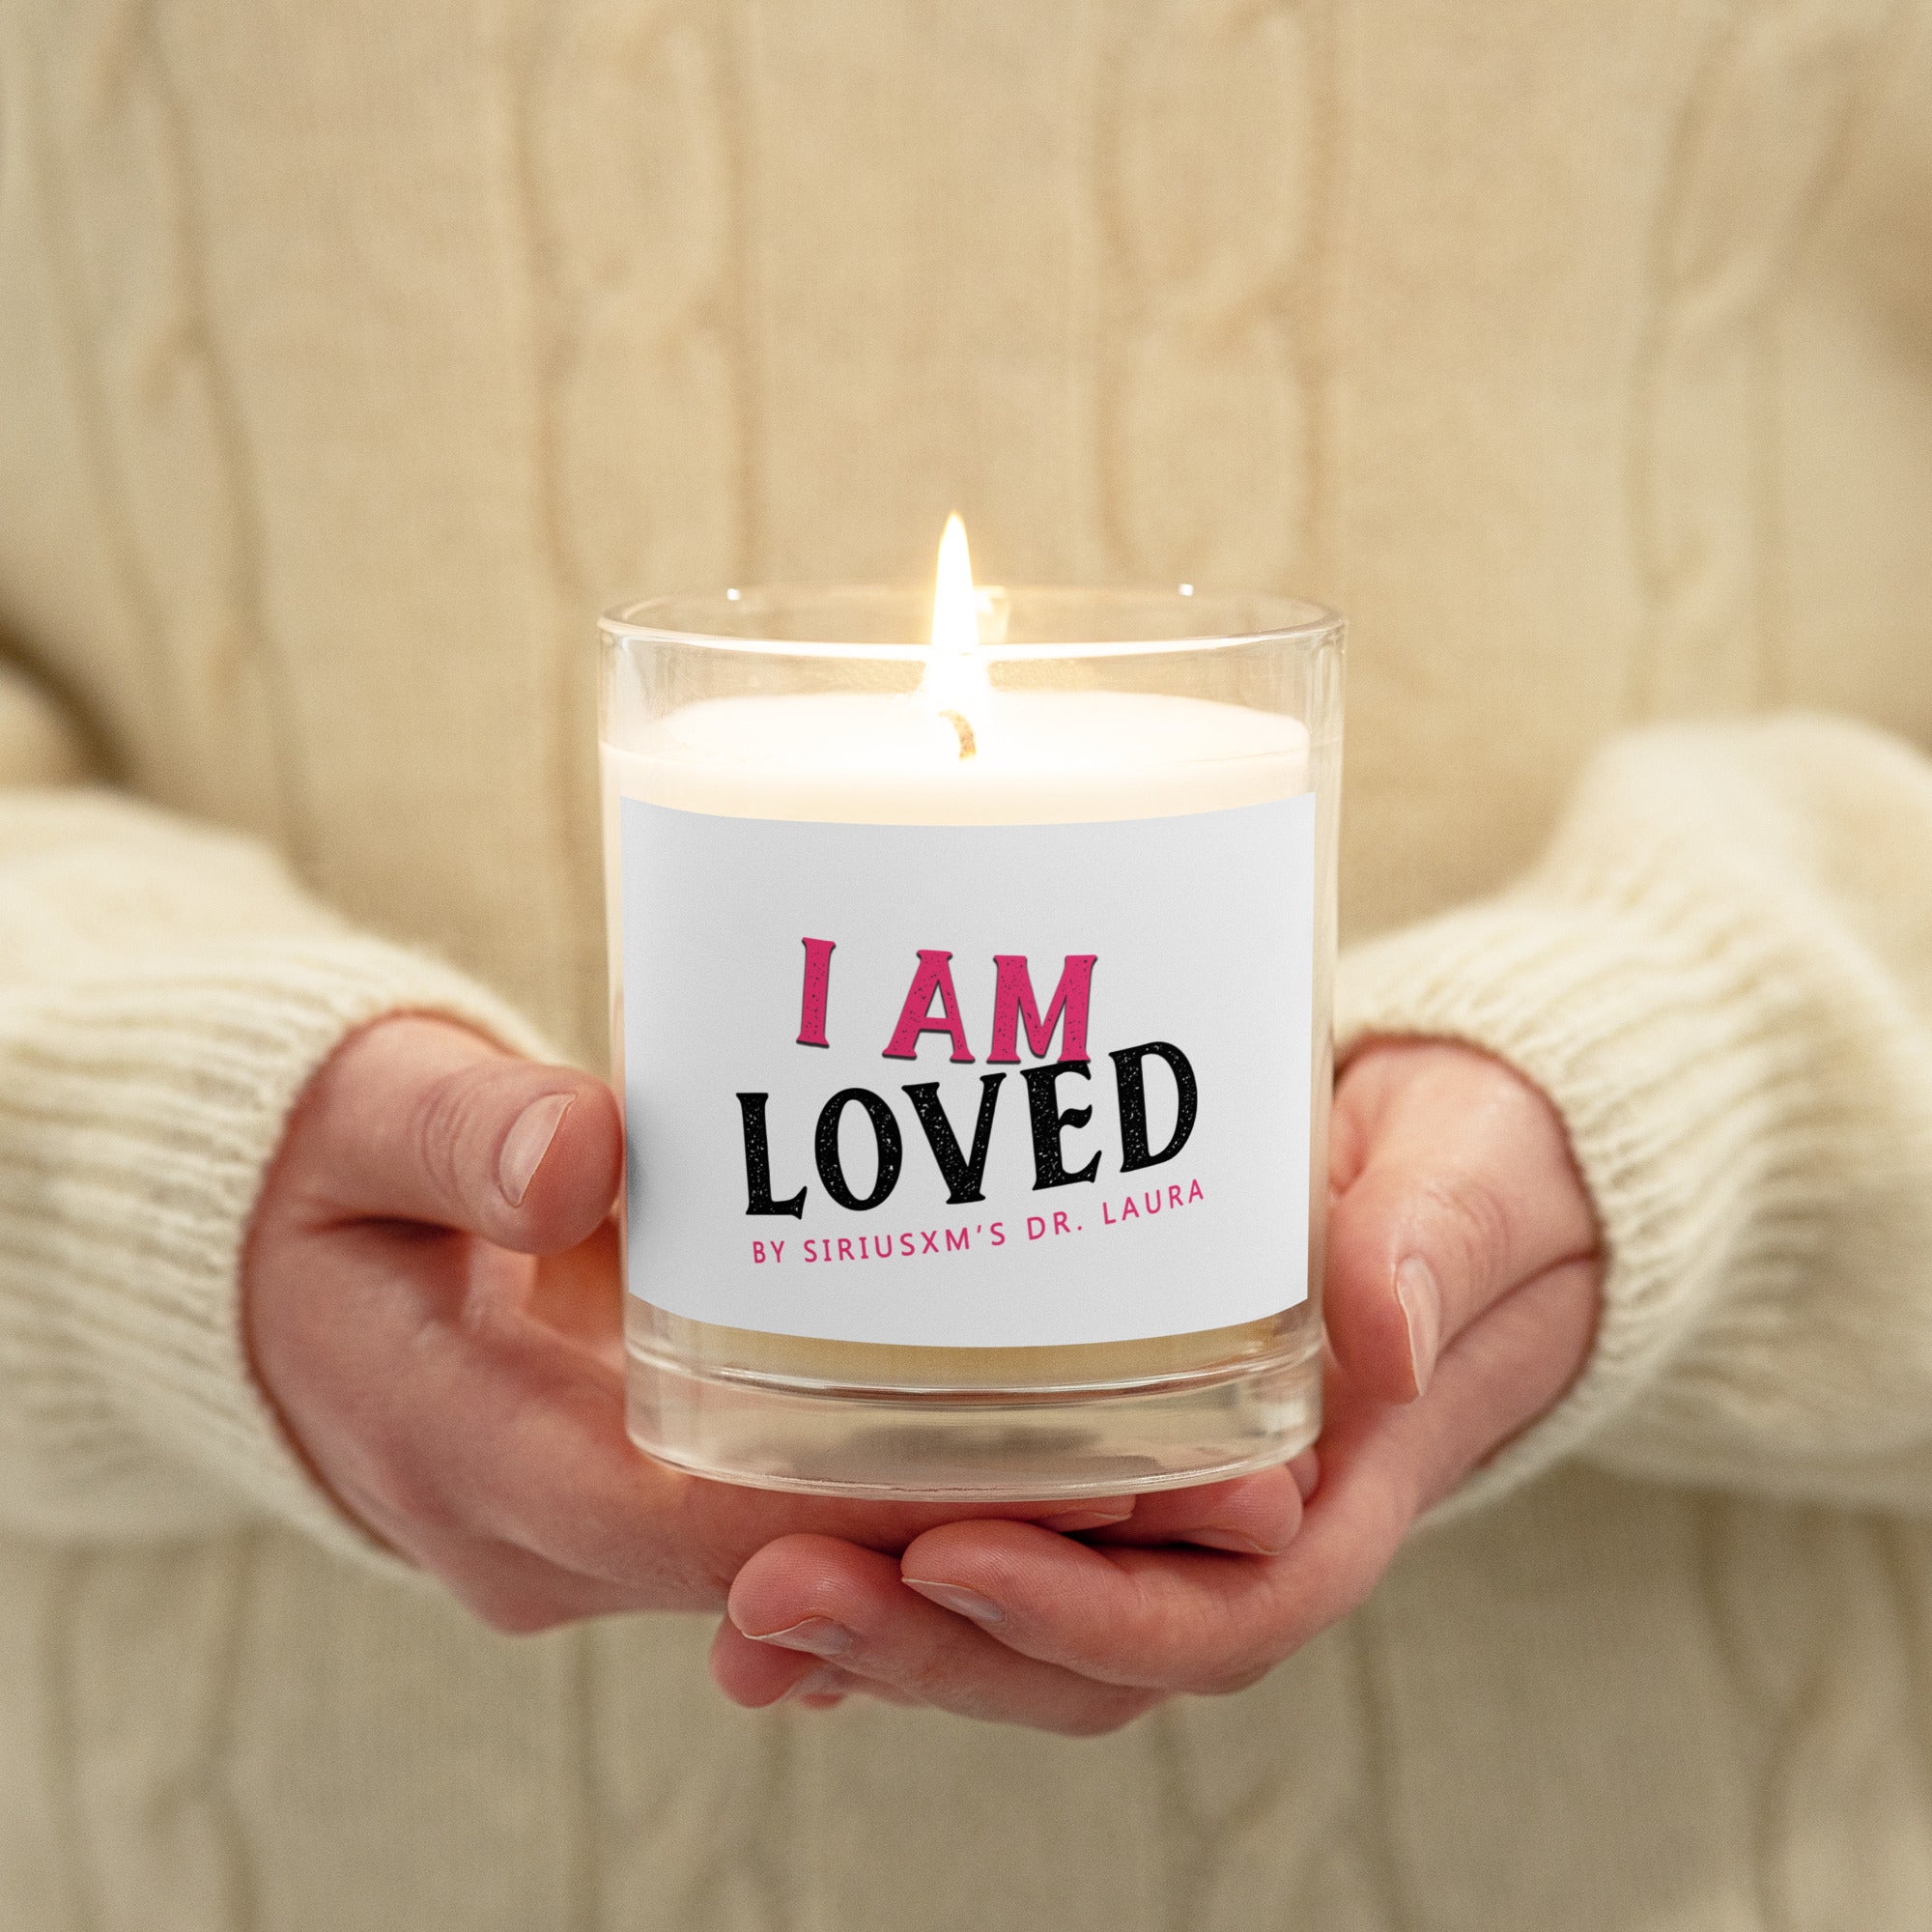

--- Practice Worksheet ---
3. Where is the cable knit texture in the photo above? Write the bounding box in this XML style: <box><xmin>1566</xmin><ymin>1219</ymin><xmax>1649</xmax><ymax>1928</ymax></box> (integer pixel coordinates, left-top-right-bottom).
<box><xmin>2</xmin><ymin>1</ymin><xmax>1932</xmax><ymax>1928</ymax></box>
<box><xmin>0</xmin><ymin>792</ymin><xmax>552</xmax><ymax>1569</ymax></box>
<box><xmin>1342</xmin><ymin>718</ymin><xmax>1932</xmax><ymax>1520</ymax></box>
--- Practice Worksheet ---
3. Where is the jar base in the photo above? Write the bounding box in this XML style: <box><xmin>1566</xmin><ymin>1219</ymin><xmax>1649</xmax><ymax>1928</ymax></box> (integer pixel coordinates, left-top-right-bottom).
<box><xmin>624</xmin><ymin>1340</ymin><xmax>1321</xmax><ymax>1501</ymax></box>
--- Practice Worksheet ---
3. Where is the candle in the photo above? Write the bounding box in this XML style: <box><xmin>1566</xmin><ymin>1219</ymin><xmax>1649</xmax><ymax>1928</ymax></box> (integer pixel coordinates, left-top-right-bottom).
<box><xmin>600</xmin><ymin>525</ymin><xmax>1342</xmax><ymax>1498</ymax></box>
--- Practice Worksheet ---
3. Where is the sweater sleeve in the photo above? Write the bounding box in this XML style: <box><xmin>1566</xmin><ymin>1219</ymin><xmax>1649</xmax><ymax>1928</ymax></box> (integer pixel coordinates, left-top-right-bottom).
<box><xmin>1337</xmin><ymin>712</ymin><xmax>1932</xmax><ymax>1519</ymax></box>
<box><xmin>0</xmin><ymin>769</ymin><xmax>554</xmax><ymax>1566</ymax></box>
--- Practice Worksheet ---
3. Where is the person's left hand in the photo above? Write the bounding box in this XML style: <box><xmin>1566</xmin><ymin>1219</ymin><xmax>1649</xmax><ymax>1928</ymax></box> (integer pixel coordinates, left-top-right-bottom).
<box><xmin>709</xmin><ymin>1038</ymin><xmax>1603</xmax><ymax>1732</ymax></box>
<box><xmin>243</xmin><ymin>1015</ymin><xmax>1306</xmax><ymax>1651</ymax></box>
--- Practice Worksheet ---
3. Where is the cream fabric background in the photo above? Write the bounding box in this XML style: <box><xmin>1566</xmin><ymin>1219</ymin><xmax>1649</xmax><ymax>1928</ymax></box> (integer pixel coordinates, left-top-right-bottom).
<box><xmin>8</xmin><ymin>0</ymin><xmax>1930</xmax><ymax>1063</ymax></box>
<box><xmin>3</xmin><ymin>3</ymin><xmax>1932</xmax><ymax>1928</ymax></box>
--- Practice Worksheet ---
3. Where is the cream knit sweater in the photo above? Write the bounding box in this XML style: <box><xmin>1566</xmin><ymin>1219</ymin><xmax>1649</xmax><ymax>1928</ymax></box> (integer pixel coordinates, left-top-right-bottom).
<box><xmin>5</xmin><ymin>2</ymin><xmax>1932</xmax><ymax>1926</ymax></box>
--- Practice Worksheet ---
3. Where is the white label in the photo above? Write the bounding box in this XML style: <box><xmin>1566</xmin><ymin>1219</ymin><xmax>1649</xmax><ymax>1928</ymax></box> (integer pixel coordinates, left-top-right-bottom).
<box><xmin>619</xmin><ymin>796</ymin><xmax>1315</xmax><ymax>1348</ymax></box>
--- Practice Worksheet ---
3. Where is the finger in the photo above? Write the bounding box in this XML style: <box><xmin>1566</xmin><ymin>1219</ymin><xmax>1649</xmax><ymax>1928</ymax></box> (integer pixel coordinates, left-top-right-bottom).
<box><xmin>1082</xmin><ymin>1459</ymin><xmax>1313</xmax><ymax>1553</ymax></box>
<box><xmin>717</xmin><ymin>1536</ymin><xmax>1161</xmax><ymax>1736</ymax></box>
<box><xmin>706</xmin><ymin>1645</ymin><xmax>853</xmax><ymax>1715</ymax></box>
<box><xmin>1325</xmin><ymin>1041</ymin><xmax>1598</xmax><ymax>1401</ymax></box>
<box><xmin>290</xmin><ymin>1015</ymin><xmax>622</xmax><ymax>1252</ymax></box>
<box><xmin>706</xmin><ymin>1646</ymin><xmax>913</xmax><ymax>1713</ymax></box>
<box><xmin>898</xmin><ymin>1521</ymin><xmax>1305</xmax><ymax>1695</ymax></box>
<box><xmin>1394</xmin><ymin>1253</ymin><xmax>1602</xmax><ymax>1513</ymax></box>
<box><xmin>895</xmin><ymin>1258</ymin><xmax>1600</xmax><ymax>1692</ymax></box>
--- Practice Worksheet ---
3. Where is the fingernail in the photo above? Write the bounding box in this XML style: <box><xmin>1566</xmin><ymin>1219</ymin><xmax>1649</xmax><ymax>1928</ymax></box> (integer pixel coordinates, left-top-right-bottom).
<box><xmin>1182</xmin><ymin>1527</ymin><xmax>1275</xmax><ymax>1557</ymax></box>
<box><xmin>742</xmin><ymin>1616</ymin><xmax>852</xmax><ymax>1658</ymax></box>
<box><xmin>781</xmin><ymin>1666</ymin><xmax>846</xmax><ymax>1703</ymax></box>
<box><xmin>1038</xmin><ymin>1507</ymin><xmax>1132</xmax><ymax>1534</ymax></box>
<box><xmin>1289</xmin><ymin>1449</ymin><xmax>1321</xmax><ymax>1502</ymax></box>
<box><xmin>498</xmin><ymin>1094</ymin><xmax>574</xmax><ymax>1207</ymax></box>
<box><xmin>1395</xmin><ymin>1255</ymin><xmax>1443</xmax><ymax>1397</ymax></box>
<box><xmin>903</xmin><ymin>1578</ymin><xmax>1005</xmax><ymax>1625</ymax></box>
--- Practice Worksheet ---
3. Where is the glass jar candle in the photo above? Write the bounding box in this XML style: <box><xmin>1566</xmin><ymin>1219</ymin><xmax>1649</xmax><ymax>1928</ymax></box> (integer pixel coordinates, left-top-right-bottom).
<box><xmin>600</xmin><ymin>548</ymin><xmax>1342</xmax><ymax>1501</ymax></box>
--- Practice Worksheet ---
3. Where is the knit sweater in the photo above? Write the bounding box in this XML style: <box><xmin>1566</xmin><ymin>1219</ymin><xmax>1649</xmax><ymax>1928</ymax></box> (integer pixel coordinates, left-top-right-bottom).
<box><xmin>4</xmin><ymin>2</ymin><xmax>1932</xmax><ymax>1926</ymax></box>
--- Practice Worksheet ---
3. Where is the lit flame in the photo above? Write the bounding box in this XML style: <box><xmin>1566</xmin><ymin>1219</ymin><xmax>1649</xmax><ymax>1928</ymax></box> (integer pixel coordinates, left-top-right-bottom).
<box><xmin>923</xmin><ymin>513</ymin><xmax>988</xmax><ymax>757</ymax></box>
<box><xmin>930</xmin><ymin>513</ymin><xmax>978</xmax><ymax>655</ymax></box>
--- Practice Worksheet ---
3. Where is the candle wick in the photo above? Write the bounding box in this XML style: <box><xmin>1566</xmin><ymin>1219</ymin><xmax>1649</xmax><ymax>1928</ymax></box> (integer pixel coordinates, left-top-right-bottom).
<box><xmin>940</xmin><ymin>708</ymin><xmax>977</xmax><ymax>760</ymax></box>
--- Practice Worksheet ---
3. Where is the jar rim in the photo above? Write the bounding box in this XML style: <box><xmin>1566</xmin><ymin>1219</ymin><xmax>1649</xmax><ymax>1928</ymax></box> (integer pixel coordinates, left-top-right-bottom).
<box><xmin>599</xmin><ymin>582</ymin><xmax>1343</xmax><ymax>662</ymax></box>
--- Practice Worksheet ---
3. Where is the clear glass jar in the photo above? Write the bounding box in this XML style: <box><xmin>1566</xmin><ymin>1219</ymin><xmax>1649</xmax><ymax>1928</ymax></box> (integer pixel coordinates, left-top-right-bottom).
<box><xmin>601</xmin><ymin>584</ymin><xmax>1343</xmax><ymax>1500</ymax></box>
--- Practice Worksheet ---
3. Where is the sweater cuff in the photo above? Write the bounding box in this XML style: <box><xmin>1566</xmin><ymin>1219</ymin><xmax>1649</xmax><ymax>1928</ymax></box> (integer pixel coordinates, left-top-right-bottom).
<box><xmin>4</xmin><ymin>933</ymin><xmax>553</xmax><ymax>1576</ymax></box>
<box><xmin>1335</xmin><ymin>867</ymin><xmax>1800</xmax><ymax>1517</ymax></box>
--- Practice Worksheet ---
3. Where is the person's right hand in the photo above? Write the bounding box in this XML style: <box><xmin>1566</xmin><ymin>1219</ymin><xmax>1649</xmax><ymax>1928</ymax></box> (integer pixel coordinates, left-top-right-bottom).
<box><xmin>242</xmin><ymin>1015</ymin><xmax>1305</xmax><ymax>1696</ymax></box>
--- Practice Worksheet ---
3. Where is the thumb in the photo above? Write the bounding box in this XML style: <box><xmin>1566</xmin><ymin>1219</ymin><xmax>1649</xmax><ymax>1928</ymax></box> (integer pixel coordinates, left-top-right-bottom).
<box><xmin>1323</xmin><ymin>1041</ymin><xmax>1597</xmax><ymax>1403</ymax></box>
<box><xmin>284</xmin><ymin>1014</ymin><xmax>623</xmax><ymax>1253</ymax></box>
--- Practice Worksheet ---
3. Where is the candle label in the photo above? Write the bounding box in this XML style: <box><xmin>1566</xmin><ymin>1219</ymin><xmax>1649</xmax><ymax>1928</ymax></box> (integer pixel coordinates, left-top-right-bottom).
<box><xmin>618</xmin><ymin>795</ymin><xmax>1317</xmax><ymax>1349</ymax></box>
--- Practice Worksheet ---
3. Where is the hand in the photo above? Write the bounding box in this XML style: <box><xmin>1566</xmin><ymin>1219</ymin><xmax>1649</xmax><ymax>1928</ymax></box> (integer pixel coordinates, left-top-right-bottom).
<box><xmin>710</xmin><ymin>1039</ymin><xmax>1602</xmax><ymax>1731</ymax></box>
<box><xmin>243</xmin><ymin>1016</ymin><xmax>1303</xmax><ymax>1635</ymax></box>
